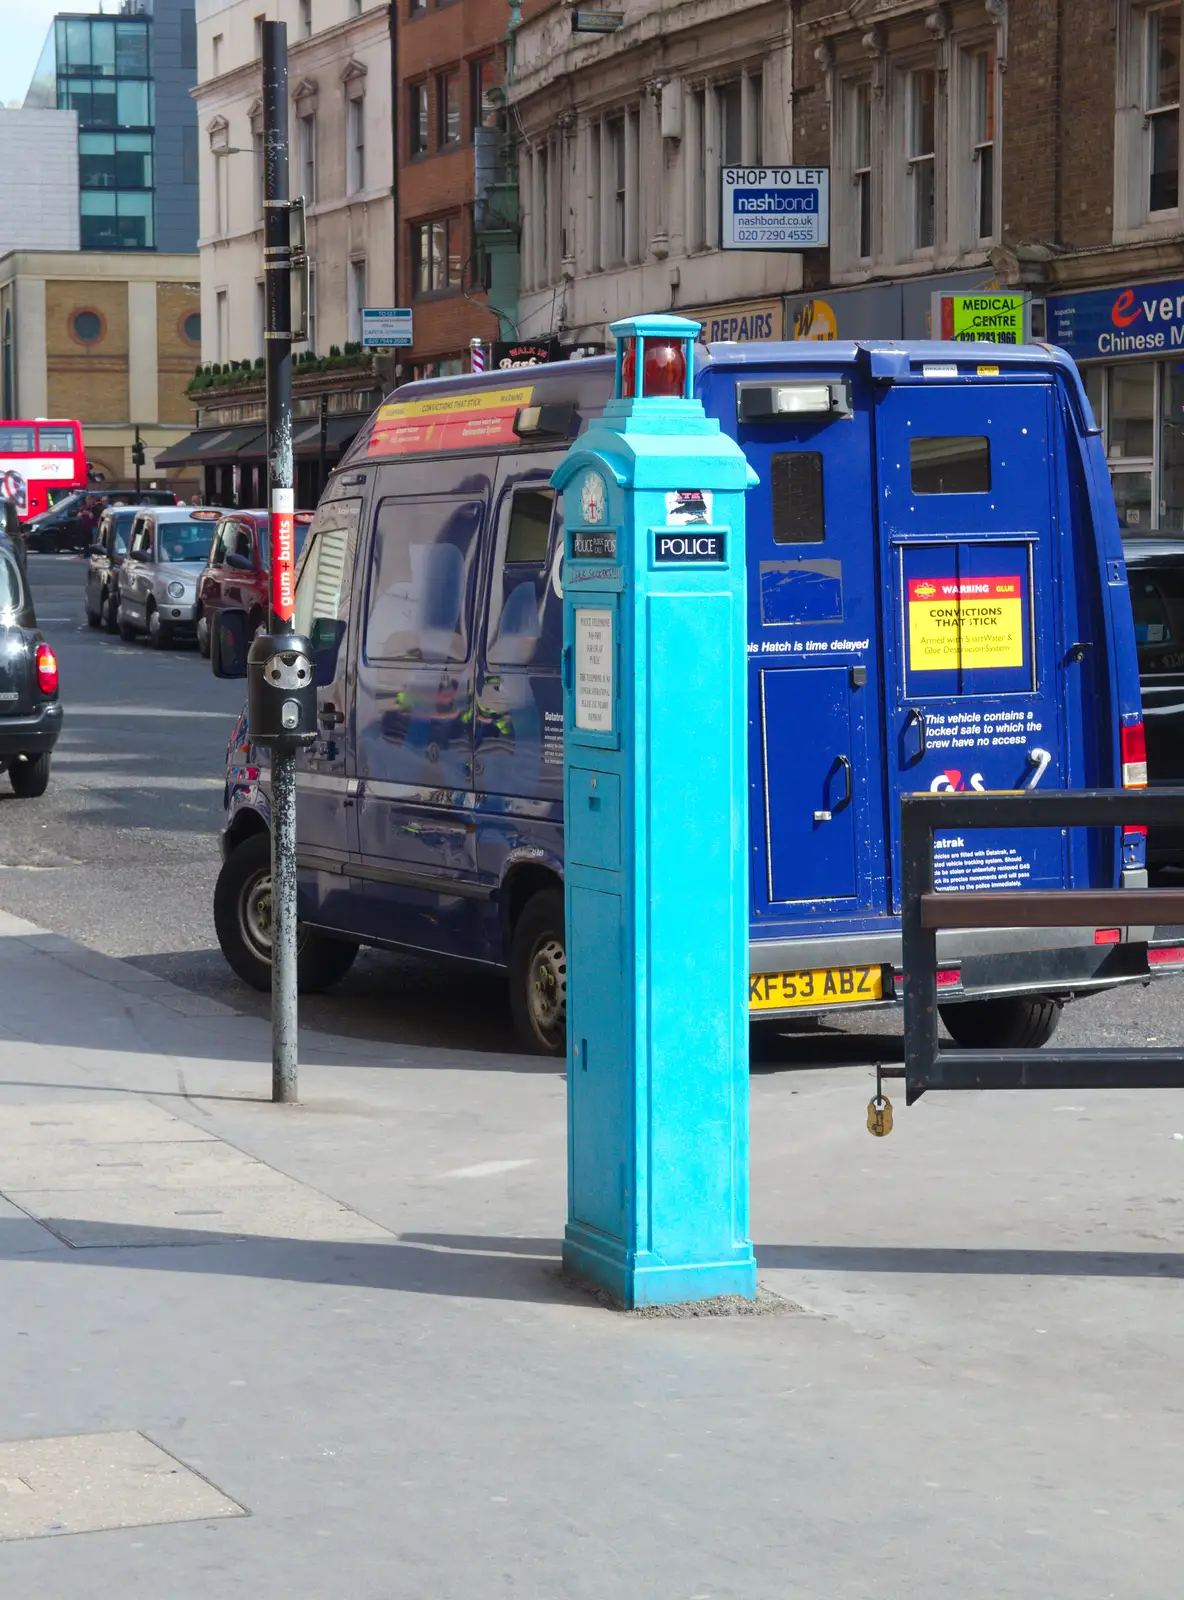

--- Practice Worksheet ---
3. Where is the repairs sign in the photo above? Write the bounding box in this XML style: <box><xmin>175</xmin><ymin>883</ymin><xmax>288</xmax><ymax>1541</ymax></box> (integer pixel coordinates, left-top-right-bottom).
<box><xmin>721</xmin><ymin>167</ymin><xmax>829</xmax><ymax>250</ymax></box>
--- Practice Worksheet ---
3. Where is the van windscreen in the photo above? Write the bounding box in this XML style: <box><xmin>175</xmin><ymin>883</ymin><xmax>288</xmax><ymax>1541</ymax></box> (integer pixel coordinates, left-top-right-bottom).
<box><xmin>910</xmin><ymin>436</ymin><xmax>991</xmax><ymax>495</ymax></box>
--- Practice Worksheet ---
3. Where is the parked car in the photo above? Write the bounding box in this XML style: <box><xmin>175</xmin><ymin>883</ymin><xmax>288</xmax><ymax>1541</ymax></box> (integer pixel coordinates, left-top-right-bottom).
<box><xmin>0</xmin><ymin>519</ymin><xmax>62</xmax><ymax>797</ymax></box>
<box><xmin>115</xmin><ymin>506</ymin><xmax>222</xmax><ymax>648</ymax></box>
<box><xmin>84</xmin><ymin>506</ymin><xmax>140</xmax><ymax>632</ymax></box>
<box><xmin>1123</xmin><ymin>531</ymin><xmax>1184</xmax><ymax>869</ymax></box>
<box><xmin>23</xmin><ymin>491</ymin><xmax>99</xmax><ymax>553</ymax></box>
<box><xmin>195</xmin><ymin>510</ymin><xmax>314</xmax><ymax>658</ymax></box>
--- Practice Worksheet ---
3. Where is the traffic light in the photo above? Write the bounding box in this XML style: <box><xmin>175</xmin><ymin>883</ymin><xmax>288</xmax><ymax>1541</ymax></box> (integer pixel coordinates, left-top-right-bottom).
<box><xmin>131</xmin><ymin>439</ymin><xmax>146</xmax><ymax>467</ymax></box>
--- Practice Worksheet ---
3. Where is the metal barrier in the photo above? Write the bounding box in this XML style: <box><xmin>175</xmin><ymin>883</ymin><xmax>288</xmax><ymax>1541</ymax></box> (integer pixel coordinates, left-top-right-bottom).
<box><xmin>887</xmin><ymin>788</ymin><xmax>1184</xmax><ymax>1109</ymax></box>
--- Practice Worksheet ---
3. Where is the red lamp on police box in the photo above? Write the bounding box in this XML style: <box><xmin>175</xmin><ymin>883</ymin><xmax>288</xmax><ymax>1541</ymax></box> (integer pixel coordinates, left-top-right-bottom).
<box><xmin>613</xmin><ymin>314</ymin><xmax>700</xmax><ymax>404</ymax></box>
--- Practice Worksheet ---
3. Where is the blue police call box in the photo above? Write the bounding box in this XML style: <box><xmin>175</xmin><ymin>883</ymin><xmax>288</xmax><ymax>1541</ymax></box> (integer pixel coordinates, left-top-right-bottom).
<box><xmin>552</xmin><ymin>315</ymin><xmax>759</xmax><ymax>1308</ymax></box>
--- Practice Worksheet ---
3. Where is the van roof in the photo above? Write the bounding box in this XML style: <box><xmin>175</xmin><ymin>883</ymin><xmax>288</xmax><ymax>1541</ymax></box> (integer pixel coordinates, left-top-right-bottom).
<box><xmin>339</xmin><ymin>338</ymin><xmax>1089</xmax><ymax>472</ymax></box>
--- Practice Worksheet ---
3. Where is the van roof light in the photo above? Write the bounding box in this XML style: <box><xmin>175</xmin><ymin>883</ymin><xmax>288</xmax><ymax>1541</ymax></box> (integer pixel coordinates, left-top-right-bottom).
<box><xmin>737</xmin><ymin>381</ymin><xmax>851</xmax><ymax>424</ymax></box>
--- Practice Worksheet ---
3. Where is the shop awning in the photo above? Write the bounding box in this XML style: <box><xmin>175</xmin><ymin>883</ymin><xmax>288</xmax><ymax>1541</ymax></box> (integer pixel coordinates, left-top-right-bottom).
<box><xmin>154</xmin><ymin>425</ymin><xmax>266</xmax><ymax>467</ymax></box>
<box><xmin>292</xmin><ymin>415</ymin><xmax>366</xmax><ymax>457</ymax></box>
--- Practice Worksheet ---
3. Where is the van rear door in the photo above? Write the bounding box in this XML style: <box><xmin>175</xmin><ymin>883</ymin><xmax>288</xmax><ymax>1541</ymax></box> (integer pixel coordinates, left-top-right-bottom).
<box><xmin>874</xmin><ymin>373</ymin><xmax>1070</xmax><ymax>904</ymax></box>
<box><xmin>726</xmin><ymin>364</ymin><xmax>891</xmax><ymax>926</ymax></box>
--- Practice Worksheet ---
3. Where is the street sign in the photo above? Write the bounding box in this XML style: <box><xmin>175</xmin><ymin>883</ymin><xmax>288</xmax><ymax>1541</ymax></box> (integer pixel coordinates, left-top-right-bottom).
<box><xmin>362</xmin><ymin>307</ymin><xmax>413</xmax><ymax>348</ymax></box>
<box><xmin>932</xmin><ymin>292</ymin><xmax>1027</xmax><ymax>345</ymax></box>
<box><xmin>571</xmin><ymin>8</ymin><xmax>624</xmax><ymax>31</ymax></box>
<box><xmin>721</xmin><ymin>166</ymin><xmax>829</xmax><ymax>251</ymax></box>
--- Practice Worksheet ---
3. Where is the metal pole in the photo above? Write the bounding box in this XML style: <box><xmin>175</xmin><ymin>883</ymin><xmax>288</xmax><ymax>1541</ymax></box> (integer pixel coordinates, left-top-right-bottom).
<box><xmin>318</xmin><ymin>390</ymin><xmax>328</xmax><ymax>497</ymax></box>
<box><xmin>263</xmin><ymin>19</ymin><xmax>298</xmax><ymax>1103</ymax></box>
<box><xmin>134</xmin><ymin>424</ymin><xmax>142</xmax><ymax>498</ymax></box>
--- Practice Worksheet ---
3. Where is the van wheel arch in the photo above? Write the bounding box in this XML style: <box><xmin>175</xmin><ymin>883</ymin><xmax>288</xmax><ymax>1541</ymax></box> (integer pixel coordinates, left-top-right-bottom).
<box><xmin>501</xmin><ymin>862</ymin><xmax>564</xmax><ymax>956</ymax></box>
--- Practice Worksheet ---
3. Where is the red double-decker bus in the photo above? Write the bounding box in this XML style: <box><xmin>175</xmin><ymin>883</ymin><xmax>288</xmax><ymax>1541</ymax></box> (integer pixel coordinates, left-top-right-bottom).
<box><xmin>0</xmin><ymin>420</ymin><xmax>87</xmax><ymax>521</ymax></box>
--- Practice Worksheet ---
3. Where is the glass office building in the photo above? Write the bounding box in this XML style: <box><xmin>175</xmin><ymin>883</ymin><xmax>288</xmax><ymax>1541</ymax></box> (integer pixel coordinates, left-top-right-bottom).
<box><xmin>25</xmin><ymin>1</ymin><xmax>197</xmax><ymax>253</ymax></box>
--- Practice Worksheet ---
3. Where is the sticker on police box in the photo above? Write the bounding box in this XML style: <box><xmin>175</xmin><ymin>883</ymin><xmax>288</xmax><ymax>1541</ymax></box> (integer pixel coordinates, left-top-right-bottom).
<box><xmin>665</xmin><ymin>489</ymin><xmax>713</xmax><ymax>526</ymax></box>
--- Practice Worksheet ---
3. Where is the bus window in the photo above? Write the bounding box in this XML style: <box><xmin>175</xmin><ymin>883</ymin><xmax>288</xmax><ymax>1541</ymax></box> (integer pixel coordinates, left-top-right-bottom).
<box><xmin>487</xmin><ymin>486</ymin><xmax>561</xmax><ymax>668</ymax></box>
<box><xmin>0</xmin><ymin>425</ymin><xmax>36</xmax><ymax>453</ymax></box>
<box><xmin>770</xmin><ymin>452</ymin><xmax>825</xmax><ymax>543</ymax></box>
<box><xmin>37</xmin><ymin>425</ymin><xmax>76</xmax><ymax>452</ymax></box>
<box><xmin>365</xmin><ymin>497</ymin><xmax>483</xmax><ymax>664</ymax></box>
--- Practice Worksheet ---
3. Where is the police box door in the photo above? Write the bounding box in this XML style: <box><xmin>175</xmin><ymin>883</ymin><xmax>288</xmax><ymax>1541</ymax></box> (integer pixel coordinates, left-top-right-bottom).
<box><xmin>729</xmin><ymin>370</ymin><xmax>891</xmax><ymax>924</ymax></box>
<box><xmin>875</xmin><ymin>377</ymin><xmax>1067</xmax><ymax>907</ymax></box>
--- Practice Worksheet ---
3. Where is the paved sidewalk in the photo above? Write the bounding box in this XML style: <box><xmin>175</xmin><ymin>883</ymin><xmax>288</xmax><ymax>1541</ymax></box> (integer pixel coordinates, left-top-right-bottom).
<box><xmin>0</xmin><ymin>906</ymin><xmax>1179</xmax><ymax>1598</ymax></box>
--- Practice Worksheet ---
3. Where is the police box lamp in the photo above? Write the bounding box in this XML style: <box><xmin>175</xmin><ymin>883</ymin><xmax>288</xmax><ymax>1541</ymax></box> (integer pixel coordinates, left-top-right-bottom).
<box><xmin>736</xmin><ymin>380</ymin><xmax>851</xmax><ymax>423</ymax></box>
<box><xmin>614</xmin><ymin>315</ymin><xmax>698</xmax><ymax>403</ymax></box>
<box><xmin>246</xmin><ymin>632</ymin><xmax>318</xmax><ymax>748</ymax></box>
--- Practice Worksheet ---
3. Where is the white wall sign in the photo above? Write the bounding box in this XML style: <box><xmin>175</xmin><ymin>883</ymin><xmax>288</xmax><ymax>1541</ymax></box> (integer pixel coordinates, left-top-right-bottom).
<box><xmin>362</xmin><ymin>308</ymin><xmax>413</xmax><ymax>348</ymax></box>
<box><xmin>720</xmin><ymin>167</ymin><xmax>830</xmax><ymax>251</ymax></box>
<box><xmin>574</xmin><ymin>607</ymin><xmax>614</xmax><ymax>732</ymax></box>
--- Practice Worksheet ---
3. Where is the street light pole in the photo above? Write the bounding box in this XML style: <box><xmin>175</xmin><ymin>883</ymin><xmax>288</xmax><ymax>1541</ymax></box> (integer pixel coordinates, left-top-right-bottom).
<box><xmin>262</xmin><ymin>18</ymin><xmax>299</xmax><ymax>1103</ymax></box>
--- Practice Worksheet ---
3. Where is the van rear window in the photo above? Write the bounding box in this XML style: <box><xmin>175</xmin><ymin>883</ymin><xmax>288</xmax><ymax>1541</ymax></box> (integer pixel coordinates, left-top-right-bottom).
<box><xmin>770</xmin><ymin>452</ymin><xmax>825</xmax><ymax>544</ymax></box>
<box><xmin>910</xmin><ymin>436</ymin><xmax>991</xmax><ymax>494</ymax></box>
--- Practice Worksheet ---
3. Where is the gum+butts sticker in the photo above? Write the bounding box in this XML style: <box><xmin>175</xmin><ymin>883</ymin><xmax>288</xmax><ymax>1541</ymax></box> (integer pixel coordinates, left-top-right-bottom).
<box><xmin>907</xmin><ymin>576</ymin><xmax>1025</xmax><ymax>671</ymax></box>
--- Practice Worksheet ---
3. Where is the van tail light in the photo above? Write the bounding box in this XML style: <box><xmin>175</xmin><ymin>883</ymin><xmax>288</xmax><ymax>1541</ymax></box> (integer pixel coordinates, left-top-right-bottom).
<box><xmin>35</xmin><ymin>643</ymin><xmax>58</xmax><ymax>696</ymax></box>
<box><xmin>1094</xmin><ymin>928</ymin><xmax>1121</xmax><ymax>946</ymax></box>
<box><xmin>1120</xmin><ymin>720</ymin><xmax>1147</xmax><ymax>788</ymax></box>
<box><xmin>935</xmin><ymin>967</ymin><xmax>961</xmax><ymax>989</ymax></box>
<box><xmin>1150</xmin><ymin>945</ymin><xmax>1184</xmax><ymax>968</ymax></box>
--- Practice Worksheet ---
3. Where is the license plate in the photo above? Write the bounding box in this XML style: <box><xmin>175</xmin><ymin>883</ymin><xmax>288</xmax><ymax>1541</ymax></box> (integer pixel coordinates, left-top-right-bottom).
<box><xmin>749</xmin><ymin>965</ymin><xmax>884</xmax><ymax>1011</ymax></box>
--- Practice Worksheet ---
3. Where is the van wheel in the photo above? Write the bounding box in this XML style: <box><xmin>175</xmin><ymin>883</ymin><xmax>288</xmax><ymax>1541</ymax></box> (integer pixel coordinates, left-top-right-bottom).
<box><xmin>213</xmin><ymin>832</ymin><xmax>360</xmax><ymax>993</ymax></box>
<box><xmin>509</xmin><ymin>887</ymin><xmax>566</xmax><ymax>1056</ymax></box>
<box><xmin>9</xmin><ymin>753</ymin><xmax>50</xmax><ymax>799</ymax></box>
<box><xmin>118</xmin><ymin>607</ymin><xmax>137</xmax><ymax>642</ymax></box>
<box><xmin>104</xmin><ymin>590</ymin><xmax>120</xmax><ymax>632</ymax></box>
<box><xmin>147</xmin><ymin>605</ymin><xmax>172</xmax><ymax>650</ymax></box>
<box><xmin>196</xmin><ymin>610</ymin><xmax>211</xmax><ymax>658</ymax></box>
<box><xmin>939</xmin><ymin>996</ymin><xmax>1062</xmax><ymax>1050</ymax></box>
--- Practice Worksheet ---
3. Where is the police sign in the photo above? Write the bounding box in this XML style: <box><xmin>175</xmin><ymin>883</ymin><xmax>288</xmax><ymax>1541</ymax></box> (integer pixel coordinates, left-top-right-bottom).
<box><xmin>654</xmin><ymin>531</ymin><xmax>727</xmax><ymax>563</ymax></box>
<box><xmin>721</xmin><ymin>167</ymin><xmax>829</xmax><ymax>251</ymax></box>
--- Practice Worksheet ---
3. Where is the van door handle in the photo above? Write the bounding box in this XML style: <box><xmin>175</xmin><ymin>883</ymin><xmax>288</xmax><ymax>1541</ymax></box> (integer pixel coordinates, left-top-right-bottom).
<box><xmin>319</xmin><ymin>701</ymin><xmax>344</xmax><ymax>728</ymax></box>
<box><xmin>905</xmin><ymin>706</ymin><xmax>927</xmax><ymax>760</ymax></box>
<box><xmin>835</xmin><ymin>754</ymin><xmax>853</xmax><ymax>810</ymax></box>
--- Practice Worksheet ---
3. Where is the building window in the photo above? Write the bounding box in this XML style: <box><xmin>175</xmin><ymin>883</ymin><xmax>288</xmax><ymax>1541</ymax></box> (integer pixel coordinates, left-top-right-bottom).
<box><xmin>717</xmin><ymin>80</ymin><xmax>742</xmax><ymax>165</ymax></box>
<box><xmin>300</xmin><ymin>0</ymin><xmax>313</xmax><ymax>38</ymax></box>
<box><xmin>607</xmin><ymin>114</ymin><xmax>626</xmax><ymax>264</ymax></box>
<box><xmin>409</xmin><ymin>80</ymin><xmax>428</xmax><ymax>156</ymax></box>
<box><xmin>300</xmin><ymin>112</ymin><xmax>317</xmax><ymax>203</ymax></box>
<box><xmin>80</xmin><ymin>191</ymin><xmax>153</xmax><ymax>249</ymax></box>
<box><xmin>600</xmin><ymin>111</ymin><xmax>640</xmax><ymax>268</ymax></box>
<box><xmin>212</xmin><ymin>32</ymin><xmax>223</xmax><ymax>75</ymax></box>
<box><xmin>212</xmin><ymin>152</ymin><xmax>230</xmax><ymax>234</ymax></box>
<box><xmin>412</xmin><ymin>216</ymin><xmax>461</xmax><ymax>294</ymax></box>
<box><xmin>848</xmin><ymin>80</ymin><xmax>873</xmax><ymax>261</ymax></box>
<box><xmin>180</xmin><ymin>7</ymin><xmax>197</xmax><ymax>69</ymax></box>
<box><xmin>348</xmin><ymin>259</ymin><xmax>366</xmax><ymax>342</ymax></box>
<box><xmin>183</xmin><ymin>312</ymin><xmax>201</xmax><ymax>345</ymax></box>
<box><xmin>1147</xmin><ymin>5</ymin><xmax>1181</xmax><ymax>211</ymax></box>
<box><xmin>437</xmin><ymin>70</ymin><xmax>461</xmax><ymax>147</ymax></box>
<box><xmin>351</xmin><ymin>0</ymin><xmax>363</xmax><ymax>14</ymax></box>
<box><xmin>906</xmin><ymin>67</ymin><xmax>937</xmax><ymax>251</ymax></box>
<box><xmin>254</xmin><ymin>14</ymin><xmax>266</xmax><ymax>57</ymax></box>
<box><xmin>72</xmin><ymin>310</ymin><xmax>103</xmax><ymax>344</ymax></box>
<box><xmin>970</xmin><ymin>47</ymin><xmax>997</xmax><ymax>240</ymax></box>
<box><xmin>216</xmin><ymin>290</ymin><xmax>229</xmax><ymax>361</ymax></box>
<box><xmin>470</xmin><ymin>56</ymin><xmax>496</xmax><ymax>138</ymax></box>
<box><xmin>409</xmin><ymin>0</ymin><xmax>426</xmax><ymax>13</ymax></box>
<box><xmin>348</xmin><ymin>96</ymin><xmax>365</xmax><ymax>192</ymax></box>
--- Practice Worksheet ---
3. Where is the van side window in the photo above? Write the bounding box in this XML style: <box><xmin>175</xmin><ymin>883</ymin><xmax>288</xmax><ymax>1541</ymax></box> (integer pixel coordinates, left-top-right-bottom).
<box><xmin>209</xmin><ymin>520</ymin><xmax>232</xmax><ymax>567</ymax></box>
<box><xmin>487</xmin><ymin>486</ymin><xmax>561</xmax><ymax>668</ymax></box>
<box><xmin>365</xmin><ymin>496</ymin><xmax>484</xmax><ymax>664</ymax></box>
<box><xmin>130</xmin><ymin>519</ymin><xmax>153</xmax><ymax>558</ymax></box>
<box><xmin>770</xmin><ymin>452</ymin><xmax>825</xmax><ymax>544</ymax></box>
<box><xmin>293</xmin><ymin>497</ymin><xmax>362</xmax><ymax>671</ymax></box>
<box><xmin>910</xmin><ymin>436</ymin><xmax>991</xmax><ymax>494</ymax></box>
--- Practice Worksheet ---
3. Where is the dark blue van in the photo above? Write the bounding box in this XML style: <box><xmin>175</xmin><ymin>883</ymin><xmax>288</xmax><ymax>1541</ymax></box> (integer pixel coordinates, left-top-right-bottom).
<box><xmin>214</xmin><ymin>340</ymin><xmax>1176</xmax><ymax>1054</ymax></box>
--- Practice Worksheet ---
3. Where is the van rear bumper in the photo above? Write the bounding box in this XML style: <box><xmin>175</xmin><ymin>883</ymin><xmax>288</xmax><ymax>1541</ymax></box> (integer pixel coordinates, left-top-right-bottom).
<box><xmin>748</xmin><ymin>925</ymin><xmax>1169</xmax><ymax>1019</ymax></box>
<box><xmin>0</xmin><ymin>702</ymin><xmax>63</xmax><ymax>758</ymax></box>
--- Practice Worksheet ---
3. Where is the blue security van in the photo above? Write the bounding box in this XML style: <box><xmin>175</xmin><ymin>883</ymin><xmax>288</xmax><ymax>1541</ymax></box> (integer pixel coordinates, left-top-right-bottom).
<box><xmin>213</xmin><ymin>339</ymin><xmax>1178</xmax><ymax>1055</ymax></box>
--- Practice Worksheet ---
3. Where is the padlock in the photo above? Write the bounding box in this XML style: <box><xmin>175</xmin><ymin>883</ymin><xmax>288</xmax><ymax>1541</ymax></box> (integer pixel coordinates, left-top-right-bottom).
<box><xmin>866</xmin><ymin>1095</ymin><xmax>894</xmax><ymax>1137</ymax></box>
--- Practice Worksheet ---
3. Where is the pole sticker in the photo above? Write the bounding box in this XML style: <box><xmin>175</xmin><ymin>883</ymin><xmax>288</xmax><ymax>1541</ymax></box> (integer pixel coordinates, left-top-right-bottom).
<box><xmin>907</xmin><ymin>576</ymin><xmax>1025</xmax><ymax>670</ymax></box>
<box><xmin>271</xmin><ymin>487</ymin><xmax>295</xmax><ymax>622</ymax></box>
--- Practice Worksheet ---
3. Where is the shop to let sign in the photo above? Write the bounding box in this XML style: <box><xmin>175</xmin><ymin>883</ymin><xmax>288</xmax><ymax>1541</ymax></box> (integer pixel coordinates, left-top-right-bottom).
<box><xmin>908</xmin><ymin>576</ymin><xmax>1025</xmax><ymax>670</ymax></box>
<box><xmin>368</xmin><ymin>387</ymin><xmax>533</xmax><ymax>456</ymax></box>
<box><xmin>934</xmin><ymin>294</ymin><xmax>1025</xmax><ymax>344</ymax></box>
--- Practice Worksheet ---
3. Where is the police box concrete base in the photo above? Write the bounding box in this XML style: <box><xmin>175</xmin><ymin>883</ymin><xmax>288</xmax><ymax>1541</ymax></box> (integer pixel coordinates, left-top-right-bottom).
<box><xmin>562</xmin><ymin>1220</ymin><xmax>758</xmax><ymax>1310</ymax></box>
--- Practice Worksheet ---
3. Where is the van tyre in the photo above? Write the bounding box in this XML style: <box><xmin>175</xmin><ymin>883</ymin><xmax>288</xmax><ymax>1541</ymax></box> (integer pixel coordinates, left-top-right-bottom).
<box><xmin>509</xmin><ymin>887</ymin><xmax>566</xmax><ymax>1056</ymax></box>
<box><xmin>939</xmin><ymin>996</ymin><xmax>1062</xmax><ymax>1050</ymax></box>
<box><xmin>147</xmin><ymin>605</ymin><xmax>171</xmax><ymax>650</ymax></box>
<box><xmin>9</xmin><ymin>753</ymin><xmax>51</xmax><ymax>799</ymax></box>
<box><xmin>118</xmin><ymin>608</ymin><xmax>137</xmax><ymax>642</ymax></box>
<box><xmin>213</xmin><ymin>831</ymin><xmax>360</xmax><ymax>994</ymax></box>
<box><xmin>196</xmin><ymin>611</ymin><xmax>210</xmax><ymax>658</ymax></box>
<box><xmin>104</xmin><ymin>590</ymin><xmax>120</xmax><ymax>632</ymax></box>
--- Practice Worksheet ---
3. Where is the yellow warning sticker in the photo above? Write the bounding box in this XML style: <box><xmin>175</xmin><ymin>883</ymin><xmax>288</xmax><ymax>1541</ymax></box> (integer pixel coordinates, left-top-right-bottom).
<box><xmin>375</xmin><ymin>386</ymin><xmax>534</xmax><ymax>423</ymax></box>
<box><xmin>908</xmin><ymin>576</ymin><xmax>1025</xmax><ymax>670</ymax></box>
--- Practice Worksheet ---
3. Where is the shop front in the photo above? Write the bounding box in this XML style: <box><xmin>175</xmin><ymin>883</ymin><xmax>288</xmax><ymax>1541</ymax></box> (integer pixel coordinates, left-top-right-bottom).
<box><xmin>784</xmin><ymin>270</ymin><xmax>1018</xmax><ymax>343</ymax></box>
<box><xmin>1048</xmin><ymin>278</ymin><xmax>1184</xmax><ymax>533</ymax></box>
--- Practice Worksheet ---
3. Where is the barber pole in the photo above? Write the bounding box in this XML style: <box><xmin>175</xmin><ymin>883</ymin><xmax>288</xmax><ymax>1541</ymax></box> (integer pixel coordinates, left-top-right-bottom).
<box><xmin>470</xmin><ymin>337</ymin><xmax>486</xmax><ymax>373</ymax></box>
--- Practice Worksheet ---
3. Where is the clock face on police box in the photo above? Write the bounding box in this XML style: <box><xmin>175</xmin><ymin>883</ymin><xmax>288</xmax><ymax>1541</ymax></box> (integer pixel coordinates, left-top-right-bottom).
<box><xmin>579</xmin><ymin>470</ymin><xmax>607</xmax><ymax>525</ymax></box>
